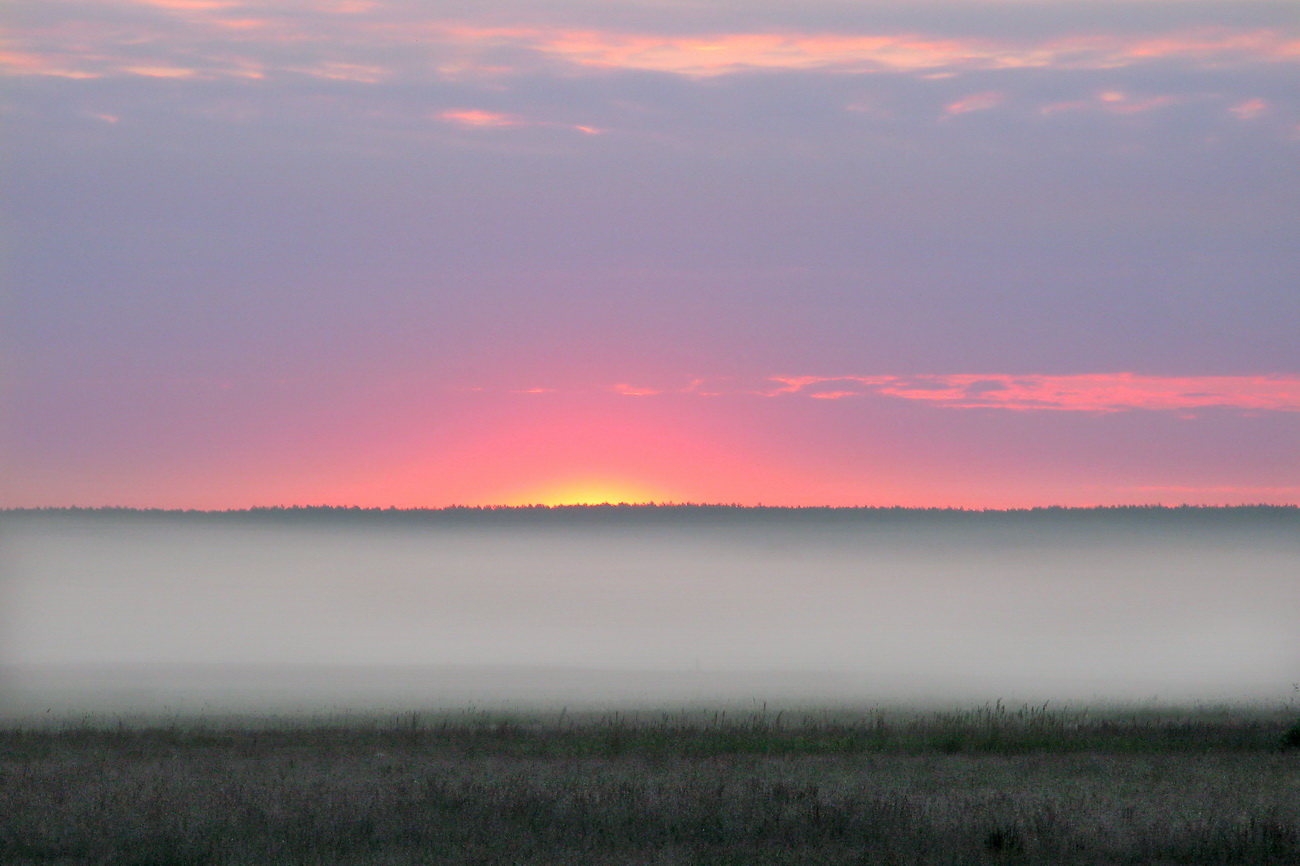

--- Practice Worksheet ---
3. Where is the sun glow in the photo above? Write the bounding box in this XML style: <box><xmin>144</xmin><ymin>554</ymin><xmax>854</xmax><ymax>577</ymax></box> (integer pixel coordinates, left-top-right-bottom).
<box><xmin>501</xmin><ymin>479</ymin><xmax>671</xmax><ymax>506</ymax></box>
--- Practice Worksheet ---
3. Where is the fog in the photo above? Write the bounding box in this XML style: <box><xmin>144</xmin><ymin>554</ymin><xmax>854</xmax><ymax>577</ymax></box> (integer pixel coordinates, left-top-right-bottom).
<box><xmin>2</xmin><ymin>511</ymin><xmax>1296</xmax><ymax>717</ymax></box>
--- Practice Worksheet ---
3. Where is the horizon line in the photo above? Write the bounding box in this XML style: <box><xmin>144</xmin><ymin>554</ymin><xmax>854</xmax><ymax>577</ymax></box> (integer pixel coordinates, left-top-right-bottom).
<box><xmin>4</xmin><ymin>503</ymin><xmax>1296</xmax><ymax>514</ymax></box>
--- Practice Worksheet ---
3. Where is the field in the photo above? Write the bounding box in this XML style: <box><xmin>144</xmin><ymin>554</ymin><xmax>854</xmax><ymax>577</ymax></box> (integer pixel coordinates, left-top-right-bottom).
<box><xmin>5</xmin><ymin>508</ymin><xmax>1298</xmax><ymax>862</ymax></box>
<box><xmin>4</xmin><ymin>704</ymin><xmax>1299</xmax><ymax>865</ymax></box>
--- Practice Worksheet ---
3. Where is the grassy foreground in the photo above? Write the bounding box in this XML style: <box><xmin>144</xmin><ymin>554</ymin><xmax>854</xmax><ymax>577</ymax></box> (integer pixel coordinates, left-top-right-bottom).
<box><xmin>3</xmin><ymin>705</ymin><xmax>1299</xmax><ymax>865</ymax></box>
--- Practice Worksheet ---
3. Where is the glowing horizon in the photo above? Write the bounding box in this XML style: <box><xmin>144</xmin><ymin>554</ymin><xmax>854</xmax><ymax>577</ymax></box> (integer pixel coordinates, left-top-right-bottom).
<box><xmin>492</xmin><ymin>477</ymin><xmax>675</xmax><ymax>508</ymax></box>
<box><xmin>5</xmin><ymin>368</ymin><xmax>1299</xmax><ymax>510</ymax></box>
<box><xmin>4</xmin><ymin>0</ymin><xmax>1297</xmax><ymax>511</ymax></box>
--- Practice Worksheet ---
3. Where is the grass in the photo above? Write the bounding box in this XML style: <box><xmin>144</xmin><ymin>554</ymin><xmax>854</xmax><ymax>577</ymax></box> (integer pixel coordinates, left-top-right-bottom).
<box><xmin>3</xmin><ymin>704</ymin><xmax>1298</xmax><ymax>864</ymax></box>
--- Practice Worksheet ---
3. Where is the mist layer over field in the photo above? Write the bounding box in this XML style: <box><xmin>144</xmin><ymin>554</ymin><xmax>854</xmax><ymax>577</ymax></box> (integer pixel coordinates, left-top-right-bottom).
<box><xmin>2</xmin><ymin>509</ymin><xmax>1296</xmax><ymax>715</ymax></box>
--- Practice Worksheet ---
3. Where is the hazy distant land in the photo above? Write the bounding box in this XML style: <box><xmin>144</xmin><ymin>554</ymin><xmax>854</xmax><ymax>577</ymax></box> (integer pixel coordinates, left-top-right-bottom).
<box><xmin>3</xmin><ymin>506</ymin><xmax>1299</xmax><ymax>863</ymax></box>
<box><xmin>2</xmin><ymin>504</ymin><xmax>1296</xmax><ymax>718</ymax></box>
<box><xmin>6</xmin><ymin>502</ymin><xmax>1297</xmax><ymax>525</ymax></box>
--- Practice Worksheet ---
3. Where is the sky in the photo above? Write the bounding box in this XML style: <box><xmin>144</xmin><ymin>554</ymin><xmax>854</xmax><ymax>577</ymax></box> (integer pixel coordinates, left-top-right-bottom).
<box><xmin>3</xmin><ymin>0</ymin><xmax>1298</xmax><ymax>509</ymax></box>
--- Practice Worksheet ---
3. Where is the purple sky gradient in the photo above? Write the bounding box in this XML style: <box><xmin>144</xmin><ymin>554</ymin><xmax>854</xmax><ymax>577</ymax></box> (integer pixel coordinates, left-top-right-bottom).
<box><xmin>3</xmin><ymin>0</ymin><xmax>1298</xmax><ymax>507</ymax></box>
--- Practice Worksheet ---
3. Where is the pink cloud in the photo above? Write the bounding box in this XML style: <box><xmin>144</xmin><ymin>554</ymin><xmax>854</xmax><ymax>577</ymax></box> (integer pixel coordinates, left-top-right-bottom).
<box><xmin>0</xmin><ymin>50</ymin><xmax>103</xmax><ymax>78</ymax></box>
<box><xmin>436</xmin><ymin>108</ymin><xmax>600</xmax><ymax>134</ymax></box>
<box><xmin>526</xmin><ymin>31</ymin><xmax>997</xmax><ymax>76</ymax></box>
<box><xmin>294</xmin><ymin>62</ymin><xmax>387</xmax><ymax>82</ymax></box>
<box><xmin>944</xmin><ymin>91</ymin><xmax>1003</xmax><ymax>115</ymax></box>
<box><xmin>349</xmin><ymin>374</ymin><xmax>1300</xmax><ymax>415</ymax></box>
<box><xmin>767</xmin><ymin>373</ymin><xmax>1300</xmax><ymax>413</ymax></box>
<box><xmin>1229</xmin><ymin>98</ymin><xmax>1269</xmax><ymax>120</ymax></box>
<box><xmin>212</xmin><ymin>19</ymin><xmax>271</xmax><ymax>31</ymax></box>
<box><xmin>124</xmin><ymin>0</ymin><xmax>243</xmax><ymax>10</ymax></box>
<box><xmin>613</xmin><ymin>383</ymin><xmax>661</xmax><ymax>396</ymax></box>
<box><xmin>1121</xmin><ymin>28</ymin><xmax>1300</xmax><ymax>62</ymax></box>
<box><xmin>1099</xmin><ymin>90</ymin><xmax>1181</xmax><ymax>114</ymax></box>
<box><xmin>8</xmin><ymin>12</ymin><xmax>1298</xmax><ymax>83</ymax></box>
<box><xmin>431</xmin><ymin>24</ymin><xmax>1300</xmax><ymax>78</ymax></box>
<box><xmin>681</xmin><ymin>378</ymin><xmax>724</xmax><ymax>397</ymax></box>
<box><xmin>123</xmin><ymin>64</ymin><xmax>201</xmax><ymax>78</ymax></box>
<box><xmin>318</xmin><ymin>1</ymin><xmax>378</xmax><ymax>12</ymax></box>
<box><xmin>1042</xmin><ymin>89</ymin><xmax>1183</xmax><ymax>116</ymax></box>
<box><xmin>438</xmin><ymin>108</ymin><xmax>521</xmax><ymax>128</ymax></box>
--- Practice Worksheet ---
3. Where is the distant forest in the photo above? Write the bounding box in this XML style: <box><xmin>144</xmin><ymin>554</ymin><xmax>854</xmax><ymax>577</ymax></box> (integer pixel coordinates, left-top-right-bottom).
<box><xmin>2</xmin><ymin>503</ymin><xmax>1296</xmax><ymax>529</ymax></box>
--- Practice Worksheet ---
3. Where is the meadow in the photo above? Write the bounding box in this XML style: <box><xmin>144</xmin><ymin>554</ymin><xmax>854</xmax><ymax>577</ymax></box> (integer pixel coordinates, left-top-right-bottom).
<box><xmin>3</xmin><ymin>704</ymin><xmax>1299</xmax><ymax>865</ymax></box>
<box><xmin>4</xmin><ymin>507</ymin><xmax>1297</xmax><ymax>862</ymax></box>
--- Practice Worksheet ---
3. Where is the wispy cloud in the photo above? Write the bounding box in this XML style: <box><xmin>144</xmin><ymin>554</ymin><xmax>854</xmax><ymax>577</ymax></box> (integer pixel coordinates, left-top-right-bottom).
<box><xmin>125</xmin><ymin>0</ymin><xmax>243</xmax><ymax>10</ymax></box>
<box><xmin>5</xmin><ymin>5</ymin><xmax>1297</xmax><ymax>82</ymax></box>
<box><xmin>437</xmin><ymin>108</ymin><xmax>603</xmax><ymax>134</ymax></box>
<box><xmin>1041</xmin><ymin>89</ymin><xmax>1185</xmax><ymax>115</ymax></box>
<box><xmin>1229</xmin><ymin>97</ymin><xmax>1269</xmax><ymax>120</ymax></box>
<box><xmin>765</xmin><ymin>373</ymin><xmax>1300</xmax><ymax>413</ymax></box>
<box><xmin>0</xmin><ymin>49</ymin><xmax>102</xmax><ymax>78</ymax></box>
<box><xmin>944</xmin><ymin>91</ymin><xmax>1003</xmax><ymax>116</ymax></box>
<box><xmin>121</xmin><ymin>64</ymin><xmax>199</xmax><ymax>78</ymax></box>
<box><xmin>523</xmin><ymin>31</ymin><xmax>995</xmax><ymax>76</ymax></box>
<box><xmin>438</xmin><ymin>108</ymin><xmax>522</xmax><ymax>129</ymax></box>
<box><xmin>452</xmin><ymin>373</ymin><xmax>1300</xmax><ymax>414</ymax></box>
<box><xmin>453</xmin><ymin>25</ymin><xmax>1300</xmax><ymax>78</ymax></box>
<box><xmin>292</xmin><ymin>61</ymin><xmax>388</xmax><ymax>83</ymax></box>
<box><xmin>613</xmin><ymin>383</ymin><xmax>661</xmax><ymax>396</ymax></box>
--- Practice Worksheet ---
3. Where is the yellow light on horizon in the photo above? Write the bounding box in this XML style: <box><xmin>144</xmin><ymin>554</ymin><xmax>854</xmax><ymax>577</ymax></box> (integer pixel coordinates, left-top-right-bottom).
<box><xmin>500</xmin><ymin>479</ymin><xmax>671</xmax><ymax>507</ymax></box>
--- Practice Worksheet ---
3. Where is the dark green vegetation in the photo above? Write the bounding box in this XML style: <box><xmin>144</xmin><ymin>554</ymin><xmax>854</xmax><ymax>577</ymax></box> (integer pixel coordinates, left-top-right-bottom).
<box><xmin>4</xmin><ymin>706</ymin><xmax>1299</xmax><ymax>864</ymax></box>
